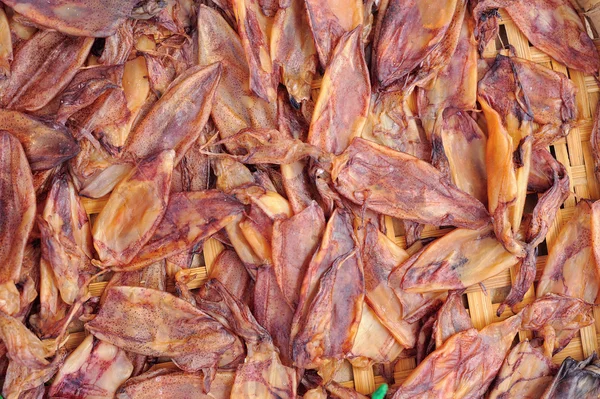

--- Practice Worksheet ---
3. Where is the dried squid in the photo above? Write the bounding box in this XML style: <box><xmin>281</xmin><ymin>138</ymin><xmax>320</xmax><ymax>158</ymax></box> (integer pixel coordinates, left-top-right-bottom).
<box><xmin>0</xmin><ymin>30</ymin><xmax>93</xmax><ymax>111</ymax></box>
<box><xmin>0</xmin><ymin>6</ymin><xmax>10</xmax><ymax>79</ymax></box>
<box><xmin>537</xmin><ymin>200</ymin><xmax>600</xmax><ymax>304</ymax></box>
<box><xmin>209</xmin><ymin>250</ymin><xmax>254</xmax><ymax>305</ymax></box>
<box><xmin>1</xmin><ymin>0</ymin><xmax>139</xmax><ymax>37</ymax></box>
<box><xmin>231</xmin><ymin>0</ymin><xmax>277</xmax><ymax>102</ymax></box>
<box><xmin>308</xmin><ymin>27</ymin><xmax>370</xmax><ymax>155</ymax></box>
<box><xmin>86</xmin><ymin>287</ymin><xmax>244</xmax><ymax>377</ymax></box>
<box><xmin>49</xmin><ymin>335</ymin><xmax>133</xmax><ymax>399</ymax></box>
<box><xmin>0</xmin><ymin>109</ymin><xmax>80</xmax><ymax>171</ymax></box>
<box><xmin>271</xmin><ymin>0</ymin><xmax>318</xmax><ymax>102</ymax></box>
<box><xmin>361</xmin><ymin>91</ymin><xmax>431</xmax><ymax>162</ymax></box>
<box><xmin>415</xmin><ymin>12</ymin><xmax>488</xmax><ymax>202</ymax></box>
<box><xmin>372</xmin><ymin>0</ymin><xmax>467</xmax><ymax>91</ymax></box>
<box><xmin>395</xmin><ymin>226</ymin><xmax>518</xmax><ymax>293</ymax></box>
<box><xmin>347</xmin><ymin>302</ymin><xmax>404</xmax><ymax>367</ymax></box>
<box><xmin>473</xmin><ymin>0</ymin><xmax>600</xmax><ymax>76</ymax></box>
<box><xmin>195</xmin><ymin>279</ymin><xmax>296</xmax><ymax>398</ymax></box>
<box><xmin>253</xmin><ymin>263</ymin><xmax>295</xmax><ymax>365</ymax></box>
<box><xmin>541</xmin><ymin>354</ymin><xmax>600</xmax><ymax>398</ymax></box>
<box><xmin>417</xmin><ymin>12</ymin><xmax>478</xmax><ymax>135</ymax></box>
<box><xmin>124</xmin><ymin>190</ymin><xmax>245</xmax><ymax>272</ymax></box>
<box><xmin>124</xmin><ymin>63</ymin><xmax>222</xmax><ymax>163</ymax></box>
<box><xmin>363</xmin><ymin>222</ymin><xmax>441</xmax><ymax>348</ymax></box>
<box><xmin>488</xmin><ymin>340</ymin><xmax>555</xmax><ymax>399</ymax></box>
<box><xmin>197</xmin><ymin>5</ymin><xmax>276</xmax><ymax>151</ymax></box>
<box><xmin>0</xmin><ymin>311</ymin><xmax>64</xmax><ymax>399</ymax></box>
<box><xmin>478</xmin><ymin>56</ymin><xmax>535</xmax><ymax>257</ymax></box>
<box><xmin>479</xmin><ymin>54</ymin><xmax>571</xmax><ymax>310</ymax></box>
<box><xmin>304</xmin><ymin>0</ymin><xmax>366</xmax><ymax>67</ymax></box>
<box><xmin>117</xmin><ymin>369</ymin><xmax>235</xmax><ymax>399</ymax></box>
<box><xmin>38</xmin><ymin>173</ymin><xmax>95</xmax><ymax>305</ymax></box>
<box><xmin>391</xmin><ymin>295</ymin><xmax>593</xmax><ymax>398</ymax></box>
<box><xmin>0</xmin><ymin>131</ymin><xmax>35</xmax><ymax>316</ymax></box>
<box><xmin>0</xmin><ymin>1</ymin><xmax>597</xmax><ymax>397</ymax></box>
<box><xmin>55</xmin><ymin>64</ymin><xmax>126</xmax><ymax>125</ymax></box>
<box><xmin>272</xmin><ymin>200</ymin><xmax>325</xmax><ymax>308</ymax></box>
<box><xmin>291</xmin><ymin>209</ymin><xmax>364</xmax><ymax>370</ymax></box>
<box><xmin>92</xmin><ymin>150</ymin><xmax>174</xmax><ymax>268</ymax></box>
<box><xmin>332</xmin><ymin>138</ymin><xmax>489</xmax><ymax>228</ymax></box>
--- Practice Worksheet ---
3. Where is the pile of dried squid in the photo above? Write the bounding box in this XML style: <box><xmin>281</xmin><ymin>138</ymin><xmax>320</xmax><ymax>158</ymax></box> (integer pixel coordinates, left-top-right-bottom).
<box><xmin>1</xmin><ymin>0</ymin><xmax>600</xmax><ymax>398</ymax></box>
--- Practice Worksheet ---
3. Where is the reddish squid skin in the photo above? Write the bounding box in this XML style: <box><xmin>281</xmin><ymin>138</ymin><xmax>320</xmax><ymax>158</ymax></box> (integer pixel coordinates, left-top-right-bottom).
<box><xmin>0</xmin><ymin>131</ymin><xmax>35</xmax><ymax>316</ymax></box>
<box><xmin>332</xmin><ymin>138</ymin><xmax>490</xmax><ymax>228</ymax></box>
<box><xmin>1</xmin><ymin>0</ymin><xmax>138</xmax><ymax>37</ymax></box>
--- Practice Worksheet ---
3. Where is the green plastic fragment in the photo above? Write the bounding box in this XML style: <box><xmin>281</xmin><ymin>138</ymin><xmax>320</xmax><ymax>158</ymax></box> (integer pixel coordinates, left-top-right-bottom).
<box><xmin>371</xmin><ymin>383</ymin><xmax>389</xmax><ymax>399</ymax></box>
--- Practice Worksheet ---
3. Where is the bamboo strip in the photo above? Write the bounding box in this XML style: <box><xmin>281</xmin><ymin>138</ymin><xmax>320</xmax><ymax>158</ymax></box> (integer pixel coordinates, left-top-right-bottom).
<box><xmin>81</xmin><ymin>196</ymin><xmax>108</xmax><ymax>215</ymax></box>
<box><xmin>202</xmin><ymin>238</ymin><xmax>225</xmax><ymax>273</ymax></box>
<box><xmin>87</xmin><ymin>266</ymin><xmax>208</xmax><ymax>297</ymax></box>
<box><xmin>579</xmin><ymin>324</ymin><xmax>599</xmax><ymax>358</ymax></box>
<box><xmin>466</xmin><ymin>291</ymin><xmax>493</xmax><ymax>331</ymax></box>
<box><xmin>353</xmin><ymin>224</ymin><xmax>377</xmax><ymax>394</ymax></box>
<box><xmin>43</xmin><ymin>331</ymin><xmax>87</xmax><ymax>353</ymax></box>
<box><xmin>351</xmin><ymin>366</ymin><xmax>375</xmax><ymax>395</ymax></box>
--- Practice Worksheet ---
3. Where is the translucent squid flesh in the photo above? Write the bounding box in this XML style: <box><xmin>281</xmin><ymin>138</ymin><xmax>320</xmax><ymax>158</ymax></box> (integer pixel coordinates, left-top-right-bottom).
<box><xmin>0</xmin><ymin>131</ymin><xmax>35</xmax><ymax>316</ymax></box>
<box><xmin>125</xmin><ymin>63</ymin><xmax>222</xmax><ymax>163</ymax></box>
<box><xmin>304</xmin><ymin>0</ymin><xmax>364</xmax><ymax>67</ymax></box>
<box><xmin>0</xmin><ymin>30</ymin><xmax>93</xmax><ymax>112</ymax></box>
<box><xmin>86</xmin><ymin>287</ymin><xmax>243</xmax><ymax>373</ymax></box>
<box><xmin>332</xmin><ymin>138</ymin><xmax>490</xmax><ymax>228</ymax></box>
<box><xmin>49</xmin><ymin>335</ymin><xmax>133</xmax><ymax>399</ymax></box>
<box><xmin>92</xmin><ymin>150</ymin><xmax>174</xmax><ymax>268</ymax></box>
<box><xmin>307</xmin><ymin>27</ymin><xmax>370</xmax><ymax>155</ymax></box>
<box><xmin>38</xmin><ymin>173</ymin><xmax>95</xmax><ymax>305</ymax></box>
<box><xmin>1</xmin><ymin>0</ymin><xmax>140</xmax><ymax>37</ymax></box>
<box><xmin>537</xmin><ymin>200</ymin><xmax>600</xmax><ymax>305</ymax></box>
<box><xmin>116</xmin><ymin>369</ymin><xmax>235</xmax><ymax>399</ymax></box>
<box><xmin>488</xmin><ymin>340</ymin><xmax>555</xmax><ymax>399</ymax></box>
<box><xmin>392</xmin><ymin>295</ymin><xmax>592</xmax><ymax>399</ymax></box>
<box><xmin>291</xmin><ymin>209</ymin><xmax>364</xmax><ymax>369</ymax></box>
<box><xmin>395</xmin><ymin>226</ymin><xmax>518</xmax><ymax>293</ymax></box>
<box><xmin>473</xmin><ymin>0</ymin><xmax>600</xmax><ymax>76</ymax></box>
<box><xmin>0</xmin><ymin>109</ymin><xmax>80</xmax><ymax>171</ymax></box>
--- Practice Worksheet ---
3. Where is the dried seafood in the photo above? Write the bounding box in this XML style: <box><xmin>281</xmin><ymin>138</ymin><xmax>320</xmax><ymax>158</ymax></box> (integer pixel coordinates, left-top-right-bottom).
<box><xmin>332</xmin><ymin>138</ymin><xmax>490</xmax><ymax>228</ymax></box>
<box><xmin>0</xmin><ymin>1</ymin><xmax>598</xmax><ymax>397</ymax></box>
<box><xmin>372</xmin><ymin>0</ymin><xmax>467</xmax><ymax>91</ymax></box>
<box><xmin>1</xmin><ymin>0</ymin><xmax>139</xmax><ymax>37</ymax></box>
<box><xmin>0</xmin><ymin>131</ymin><xmax>35</xmax><ymax>316</ymax></box>
<box><xmin>0</xmin><ymin>31</ymin><xmax>93</xmax><ymax>111</ymax></box>
<box><xmin>0</xmin><ymin>109</ymin><xmax>80</xmax><ymax>171</ymax></box>
<box><xmin>488</xmin><ymin>340</ymin><xmax>555</xmax><ymax>399</ymax></box>
<box><xmin>49</xmin><ymin>335</ymin><xmax>133</xmax><ymax>398</ymax></box>
<box><xmin>271</xmin><ymin>0</ymin><xmax>317</xmax><ymax>103</ymax></box>
<box><xmin>117</xmin><ymin>369</ymin><xmax>235</xmax><ymax>399</ymax></box>
<box><xmin>537</xmin><ymin>200</ymin><xmax>600</xmax><ymax>304</ymax></box>
<box><xmin>92</xmin><ymin>150</ymin><xmax>174</xmax><ymax>268</ymax></box>
<box><xmin>124</xmin><ymin>63</ymin><xmax>222</xmax><ymax>163</ymax></box>
<box><xmin>305</xmin><ymin>0</ymin><xmax>366</xmax><ymax>67</ymax></box>
<box><xmin>541</xmin><ymin>354</ymin><xmax>600</xmax><ymax>398</ymax></box>
<box><xmin>86</xmin><ymin>287</ymin><xmax>244</xmax><ymax>379</ymax></box>
<box><xmin>479</xmin><ymin>54</ymin><xmax>571</xmax><ymax>311</ymax></box>
<box><xmin>473</xmin><ymin>0</ymin><xmax>600</xmax><ymax>76</ymax></box>
<box><xmin>394</xmin><ymin>225</ymin><xmax>519</xmax><ymax>293</ymax></box>
<box><xmin>291</xmin><ymin>209</ymin><xmax>364</xmax><ymax>370</ymax></box>
<box><xmin>392</xmin><ymin>295</ymin><xmax>592</xmax><ymax>398</ymax></box>
<box><xmin>308</xmin><ymin>27</ymin><xmax>370</xmax><ymax>155</ymax></box>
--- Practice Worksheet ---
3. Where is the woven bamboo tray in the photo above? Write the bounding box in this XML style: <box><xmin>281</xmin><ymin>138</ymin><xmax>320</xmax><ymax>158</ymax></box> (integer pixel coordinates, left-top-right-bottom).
<box><xmin>41</xmin><ymin>9</ymin><xmax>600</xmax><ymax>396</ymax></box>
